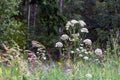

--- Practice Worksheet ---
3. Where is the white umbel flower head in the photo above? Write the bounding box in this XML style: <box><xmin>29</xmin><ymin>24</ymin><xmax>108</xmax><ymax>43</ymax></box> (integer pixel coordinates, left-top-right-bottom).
<box><xmin>94</xmin><ymin>59</ymin><xmax>99</xmax><ymax>63</ymax></box>
<box><xmin>95</xmin><ymin>48</ymin><xmax>103</xmax><ymax>56</ymax></box>
<box><xmin>60</xmin><ymin>34</ymin><xmax>69</xmax><ymax>40</ymax></box>
<box><xmin>70</xmin><ymin>50</ymin><xmax>74</xmax><ymax>54</ymax></box>
<box><xmin>71</xmin><ymin>19</ymin><xmax>78</xmax><ymax>24</ymax></box>
<box><xmin>81</xmin><ymin>49</ymin><xmax>86</xmax><ymax>52</ymax></box>
<box><xmin>66</xmin><ymin>21</ymin><xmax>71</xmax><ymax>26</ymax></box>
<box><xmin>42</xmin><ymin>56</ymin><xmax>46</xmax><ymax>60</ymax></box>
<box><xmin>80</xmin><ymin>47</ymin><xmax>83</xmax><ymax>50</ymax></box>
<box><xmin>65</xmin><ymin>21</ymin><xmax>71</xmax><ymax>30</ymax></box>
<box><xmin>81</xmin><ymin>28</ymin><xmax>89</xmax><ymax>33</ymax></box>
<box><xmin>83</xmin><ymin>56</ymin><xmax>89</xmax><ymax>60</ymax></box>
<box><xmin>79</xmin><ymin>54</ymin><xmax>83</xmax><ymax>57</ymax></box>
<box><xmin>66</xmin><ymin>26</ymin><xmax>69</xmax><ymax>30</ymax></box>
<box><xmin>79</xmin><ymin>20</ymin><xmax>86</xmax><ymax>27</ymax></box>
<box><xmin>85</xmin><ymin>73</ymin><xmax>92</xmax><ymax>78</ymax></box>
<box><xmin>55</xmin><ymin>42</ymin><xmax>63</xmax><ymax>48</ymax></box>
<box><xmin>83</xmin><ymin>39</ymin><xmax>92</xmax><ymax>46</ymax></box>
<box><xmin>80</xmin><ymin>44</ymin><xmax>84</xmax><ymax>46</ymax></box>
<box><xmin>76</xmin><ymin>48</ymin><xmax>80</xmax><ymax>51</ymax></box>
<box><xmin>72</xmin><ymin>33</ymin><xmax>80</xmax><ymax>37</ymax></box>
<box><xmin>69</xmin><ymin>38</ymin><xmax>75</xmax><ymax>42</ymax></box>
<box><xmin>85</xmin><ymin>51</ymin><xmax>88</xmax><ymax>54</ymax></box>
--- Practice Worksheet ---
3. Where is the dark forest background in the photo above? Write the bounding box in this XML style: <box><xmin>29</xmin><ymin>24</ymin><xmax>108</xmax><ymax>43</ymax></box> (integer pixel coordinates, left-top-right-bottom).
<box><xmin>0</xmin><ymin>0</ymin><xmax>120</xmax><ymax>53</ymax></box>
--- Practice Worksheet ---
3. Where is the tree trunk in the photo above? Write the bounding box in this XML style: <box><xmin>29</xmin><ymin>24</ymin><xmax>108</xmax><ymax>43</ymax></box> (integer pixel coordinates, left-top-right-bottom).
<box><xmin>27</xmin><ymin>0</ymin><xmax>31</xmax><ymax>48</ymax></box>
<box><xmin>59</xmin><ymin>0</ymin><xmax>63</xmax><ymax>37</ymax></box>
<box><xmin>33</xmin><ymin>4</ymin><xmax>37</xmax><ymax>37</ymax></box>
<box><xmin>60</xmin><ymin>0</ymin><xmax>63</xmax><ymax>14</ymax></box>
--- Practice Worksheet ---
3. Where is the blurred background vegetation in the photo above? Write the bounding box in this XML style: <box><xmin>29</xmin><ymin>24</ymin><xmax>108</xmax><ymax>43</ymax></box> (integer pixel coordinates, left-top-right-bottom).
<box><xmin>0</xmin><ymin>0</ymin><xmax>120</xmax><ymax>55</ymax></box>
<box><xmin>0</xmin><ymin>1</ymin><xmax>120</xmax><ymax>79</ymax></box>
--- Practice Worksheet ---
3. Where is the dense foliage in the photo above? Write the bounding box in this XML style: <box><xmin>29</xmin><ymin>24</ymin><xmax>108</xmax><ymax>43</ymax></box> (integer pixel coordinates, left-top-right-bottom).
<box><xmin>0</xmin><ymin>0</ymin><xmax>26</xmax><ymax>48</ymax></box>
<box><xmin>0</xmin><ymin>0</ymin><xmax>120</xmax><ymax>60</ymax></box>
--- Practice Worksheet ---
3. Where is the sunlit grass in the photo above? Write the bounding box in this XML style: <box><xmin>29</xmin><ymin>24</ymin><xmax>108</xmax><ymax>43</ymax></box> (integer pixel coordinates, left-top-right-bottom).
<box><xmin>0</xmin><ymin>55</ymin><xmax>120</xmax><ymax>80</ymax></box>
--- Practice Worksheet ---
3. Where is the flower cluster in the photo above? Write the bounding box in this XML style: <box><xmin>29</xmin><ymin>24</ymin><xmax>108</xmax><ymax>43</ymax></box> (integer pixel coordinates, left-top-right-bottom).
<box><xmin>83</xmin><ymin>39</ymin><xmax>92</xmax><ymax>46</ymax></box>
<box><xmin>95</xmin><ymin>48</ymin><xmax>103</xmax><ymax>56</ymax></box>
<box><xmin>60</xmin><ymin>34</ymin><xmax>69</xmax><ymax>40</ymax></box>
<box><xmin>65</xmin><ymin>19</ymin><xmax>86</xmax><ymax>30</ymax></box>
<box><xmin>55</xmin><ymin>42</ymin><xmax>63</xmax><ymax>48</ymax></box>
<box><xmin>55</xmin><ymin>19</ymin><xmax>103</xmax><ymax>62</ymax></box>
<box><xmin>70</xmin><ymin>46</ymin><xmax>93</xmax><ymax>61</ymax></box>
<box><xmin>36</xmin><ymin>48</ymin><xmax>47</xmax><ymax>60</ymax></box>
<box><xmin>83</xmin><ymin>56</ymin><xmax>89</xmax><ymax>60</ymax></box>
